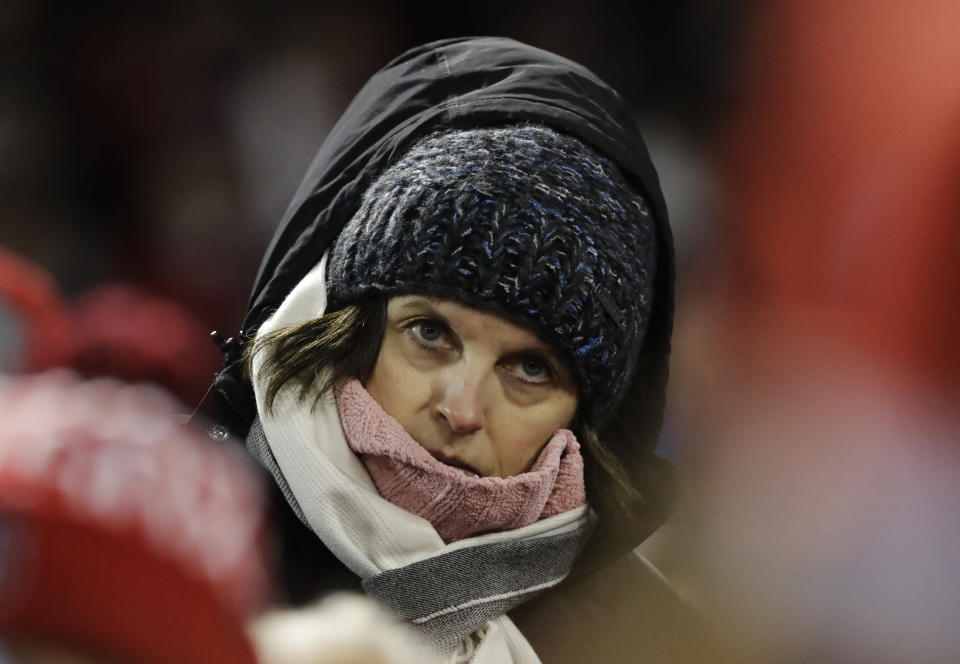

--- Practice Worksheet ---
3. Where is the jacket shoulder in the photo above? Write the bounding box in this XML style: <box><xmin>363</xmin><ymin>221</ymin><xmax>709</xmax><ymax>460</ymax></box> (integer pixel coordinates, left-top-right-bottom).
<box><xmin>510</xmin><ymin>551</ymin><xmax>715</xmax><ymax>663</ymax></box>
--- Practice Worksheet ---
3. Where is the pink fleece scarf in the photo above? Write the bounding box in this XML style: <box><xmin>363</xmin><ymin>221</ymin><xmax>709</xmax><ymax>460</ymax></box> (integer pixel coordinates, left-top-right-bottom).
<box><xmin>335</xmin><ymin>379</ymin><xmax>586</xmax><ymax>543</ymax></box>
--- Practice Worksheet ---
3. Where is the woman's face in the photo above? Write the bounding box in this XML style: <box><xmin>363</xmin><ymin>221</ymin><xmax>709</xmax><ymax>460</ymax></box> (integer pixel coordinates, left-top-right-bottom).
<box><xmin>364</xmin><ymin>295</ymin><xmax>579</xmax><ymax>478</ymax></box>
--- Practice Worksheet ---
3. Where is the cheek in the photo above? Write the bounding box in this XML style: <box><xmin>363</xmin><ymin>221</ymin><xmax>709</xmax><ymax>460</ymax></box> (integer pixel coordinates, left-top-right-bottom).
<box><xmin>491</xmin><ymin>395</ymin><xmax>578</xmax><ymax>475</ymax></box>
<box><xmin>363</xmin><ymin>340</ymin><xmax>431</xmax><ymax>424</ymax></box>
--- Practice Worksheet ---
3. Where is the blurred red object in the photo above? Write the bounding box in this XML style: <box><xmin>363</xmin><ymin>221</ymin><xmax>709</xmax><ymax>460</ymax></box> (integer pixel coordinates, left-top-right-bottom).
<box><xmin>713</xmin><ymin>0</ymin><xmax>960</xmax><ymax>391</ymax></box>
<box><xmin>0</xmin><ymin>371</ymin><xmax>272</xmax><ymax>664</ymax></box>
<box><xmin>65</xmin><ymin>284</ymin><xmax>221</xmax><ymax>405</ymax></box>
<box><xmin>0</xmin><ymin>248</ymin><xmax>221</xmax><ymax>407</ymax></box>
<box><xmin>0</xmin><ymin>247</ymin><xmax>72</xmax><ymax>373</ymax></box>
<box><xmin>673</xmin><ymin>2</ymin><xmax>960</xmax><ymax>661</ymax></box>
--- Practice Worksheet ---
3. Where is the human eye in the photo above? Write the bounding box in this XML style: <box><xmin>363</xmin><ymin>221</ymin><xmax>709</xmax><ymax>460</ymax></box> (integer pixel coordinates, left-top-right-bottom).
<box><xmin>503</xmin><ymin>354</ymin><xmax>555</xmax><ymax>385</ymax></box>
<box><xmin>407</xmin><ymin>318</ymin><xmax>453</xmax><ymax>351</ymax></box>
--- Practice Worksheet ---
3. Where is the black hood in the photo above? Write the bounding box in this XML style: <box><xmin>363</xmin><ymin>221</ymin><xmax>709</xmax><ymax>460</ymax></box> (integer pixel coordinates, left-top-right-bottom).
<box><xmin>198</xmin><ymin>36</ymin><xmax>677</xmax><ymax>575</ymax></box>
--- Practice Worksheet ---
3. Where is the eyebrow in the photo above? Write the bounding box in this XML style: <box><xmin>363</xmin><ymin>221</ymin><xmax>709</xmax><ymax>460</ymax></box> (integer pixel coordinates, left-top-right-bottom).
<box><xmin>395</xmin><ymin>297</ymin><xmax>445</xmax><ymax>316</ymax></box>
<box><xmin>393</xmin><ymin>298</ymin><xmax>454</xmax><ymax>332</ymax></box>
<box><xmin>396</xmin><ymin>297</ymin><xmax>432</xmax><ymax>310</ymax></box>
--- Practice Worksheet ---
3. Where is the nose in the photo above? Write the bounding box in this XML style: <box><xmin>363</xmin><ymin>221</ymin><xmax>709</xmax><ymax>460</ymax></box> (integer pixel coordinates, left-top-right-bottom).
<box><xmin>433</xmin><ymin>372</ymin><xmax>485</xmax><ymax>434</ymax></box>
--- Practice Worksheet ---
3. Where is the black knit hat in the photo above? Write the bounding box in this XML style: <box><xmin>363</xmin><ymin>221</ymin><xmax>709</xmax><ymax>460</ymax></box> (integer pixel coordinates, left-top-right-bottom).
<box><xmin>327</xmin><ymin>124</ymin><xmax>656</xmax><ymax>425</ymax></box>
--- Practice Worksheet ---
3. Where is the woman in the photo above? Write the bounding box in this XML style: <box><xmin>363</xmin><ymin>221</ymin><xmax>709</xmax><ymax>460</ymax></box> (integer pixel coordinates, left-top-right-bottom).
<box><xmin>195</xmin><ymin>37</ymin><xmax>705</xmax><ymax>663</ymax></box>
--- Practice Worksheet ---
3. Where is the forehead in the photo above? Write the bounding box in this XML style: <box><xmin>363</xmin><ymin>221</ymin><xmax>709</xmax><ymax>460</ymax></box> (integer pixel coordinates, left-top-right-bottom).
<box><xmin>388</xmin><ymin>295</ymin><xmax>553</xmax><ymax>351</ymax></box>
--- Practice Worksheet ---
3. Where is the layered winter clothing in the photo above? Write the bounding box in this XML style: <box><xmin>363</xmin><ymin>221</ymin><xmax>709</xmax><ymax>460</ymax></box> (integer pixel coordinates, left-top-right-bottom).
<box><xmin>248</xmin><ymin>256</ymin><xmax>594</xmax><ymax>661</ymax></box>
<box><xmin>195</xmin><ymin>37</ymin><xmax>708</xmax><ymax>663</ymax></box>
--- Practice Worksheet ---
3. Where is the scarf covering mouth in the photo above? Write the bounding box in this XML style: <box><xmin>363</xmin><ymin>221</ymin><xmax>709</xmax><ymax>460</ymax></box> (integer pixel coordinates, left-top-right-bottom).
<box><xmin>335</xmin><ymin>377</ymin><xmax>586</xmax><ymax>543</ymax></box>
<box><xmin>249</xmin><ymin>255</ymin><xmax>596</xmax><ymax>662</ymax></box>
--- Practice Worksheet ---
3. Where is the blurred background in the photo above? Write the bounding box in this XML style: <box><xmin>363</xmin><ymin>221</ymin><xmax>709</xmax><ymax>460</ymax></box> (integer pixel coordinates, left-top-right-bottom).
<box><xmin>2</xmin><ymin>1</ymin><xmax>958</xmax><ymax>662</ymax></box>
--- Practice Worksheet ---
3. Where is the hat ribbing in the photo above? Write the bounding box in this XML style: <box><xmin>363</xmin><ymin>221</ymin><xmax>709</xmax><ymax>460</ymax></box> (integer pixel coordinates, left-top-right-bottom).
<box><xmin>327</xmin><ymin>124</ymin><xmax>656</xmax><ymax>424</ymax></box>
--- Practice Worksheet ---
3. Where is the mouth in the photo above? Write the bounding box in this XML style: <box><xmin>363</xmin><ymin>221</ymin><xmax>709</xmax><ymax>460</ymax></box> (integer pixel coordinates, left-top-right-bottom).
<box><xmin>430</xmin><ymin>452</ymin><xmax>481</xmax><ymax>477</ymax></box>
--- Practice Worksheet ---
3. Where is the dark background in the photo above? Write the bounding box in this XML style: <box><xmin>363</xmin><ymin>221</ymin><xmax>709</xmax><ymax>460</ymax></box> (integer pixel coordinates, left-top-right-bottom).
<box><xmin>0</xmin><ymin>0</ymin><xmax>744</xmax><ymax>333</ymax></box>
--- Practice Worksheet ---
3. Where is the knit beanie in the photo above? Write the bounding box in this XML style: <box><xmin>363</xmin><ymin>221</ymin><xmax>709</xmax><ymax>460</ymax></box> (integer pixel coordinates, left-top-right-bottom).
<box><xmin>327</xmin><ymin>124</ymin><xmax>657</xmax><ymax>424</ymax></box>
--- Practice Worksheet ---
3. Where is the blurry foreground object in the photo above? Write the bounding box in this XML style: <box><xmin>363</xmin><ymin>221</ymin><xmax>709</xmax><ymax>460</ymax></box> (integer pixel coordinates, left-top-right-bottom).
<box><xmin>0</xmin><ymin>248</ymin><xmax>72</xmax><ymax>374</ymax></box>
<box><xmin>681</xmin><ymin>358</ymin><xmax>960</xmax><ymax>663</ymax></box>
<box><xmin>714</xmin><ymin>0</ymin><xmax>960</xmax><ymax>390</ymax></box>
<box><xmin>63</xmin><ymin>284</ymin><xmax>221</xmax><ymax>405</ymax></box>
<box><xmin>250</xmin><ymin>594</ymin><xmax>440</xmax><ymax>664</ymax></box>
<box><xmin>0</xmin><ymin>371</ymin><xmax>271</xmax><ymax>664</ymax></box>
<box><xmin>658</xmin><ymin>0</ymin><xmax>960</xmax><ymax>661</ymax></box>
<box><xmin>0</xmin><ymin>245</ymin><xmax>220</xmax><ymax>406</ymax></box>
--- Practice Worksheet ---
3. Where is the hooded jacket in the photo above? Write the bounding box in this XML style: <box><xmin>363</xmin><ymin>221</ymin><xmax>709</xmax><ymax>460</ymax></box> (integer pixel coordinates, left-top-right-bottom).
<box><xmin>195</xmin><ymin>36</ymin><xmax>703</xmax><ymax>662</ymax></box>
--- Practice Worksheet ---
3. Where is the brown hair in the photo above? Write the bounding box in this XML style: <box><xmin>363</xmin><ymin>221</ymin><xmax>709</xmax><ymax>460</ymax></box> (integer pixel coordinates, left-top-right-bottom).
<box><xmin>246</xmin><ymin>296</ymin><xmax>641</xmax><ymax>515</ymax></box>
<box><xmin>245</xmin><ymin>298</ymin><xmax>387</xmax><ymax>413</ymax></box>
